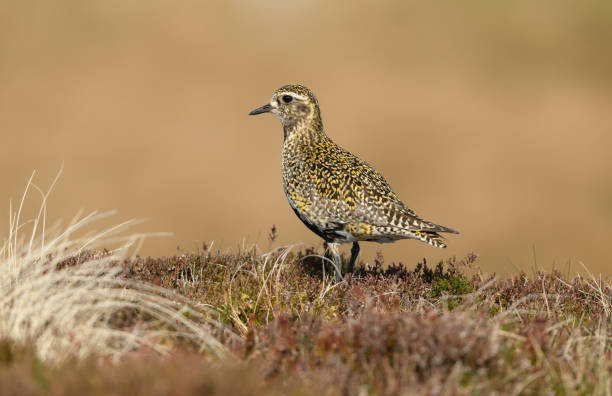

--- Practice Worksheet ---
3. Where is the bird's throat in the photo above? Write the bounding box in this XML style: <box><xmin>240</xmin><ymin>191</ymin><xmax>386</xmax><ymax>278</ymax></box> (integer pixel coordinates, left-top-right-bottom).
<box><xmin>282</xmin><ymin>115</ymin><xmax>324</xmax><ymax>142</ymax></box>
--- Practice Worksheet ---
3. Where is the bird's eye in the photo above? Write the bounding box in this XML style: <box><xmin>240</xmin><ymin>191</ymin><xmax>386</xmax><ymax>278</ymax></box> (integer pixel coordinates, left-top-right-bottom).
<box><xmin>282</xmin><ymin>95</ymin><xmax>293</xmax><ymax>104</ymax></box>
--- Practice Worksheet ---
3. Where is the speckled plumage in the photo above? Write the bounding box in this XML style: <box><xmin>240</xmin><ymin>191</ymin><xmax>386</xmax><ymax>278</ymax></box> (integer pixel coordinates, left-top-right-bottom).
<box><xmin>250</xmin><ymin>84</ymin><xmax>458</xmax><ymax>277</ymax></box>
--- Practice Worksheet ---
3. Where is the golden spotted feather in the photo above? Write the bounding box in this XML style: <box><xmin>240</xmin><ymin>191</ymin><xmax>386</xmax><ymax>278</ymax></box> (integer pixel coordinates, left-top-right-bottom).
<box><xmin>283</xmin><ymin>129</ymin><xmax>457</xmax><ymax>247</ymax></box>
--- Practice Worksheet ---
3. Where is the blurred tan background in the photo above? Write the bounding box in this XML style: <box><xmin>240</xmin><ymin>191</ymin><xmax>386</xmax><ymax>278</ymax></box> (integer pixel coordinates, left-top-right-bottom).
<box><xmin>2</xmin><ymin>1</ymin><xmax>611</xmax><ymax>275</ymax></box>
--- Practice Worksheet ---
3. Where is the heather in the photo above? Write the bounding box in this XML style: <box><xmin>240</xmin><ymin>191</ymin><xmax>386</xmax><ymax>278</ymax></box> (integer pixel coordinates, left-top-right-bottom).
<box><xmin>3</xmin><ymin>242</ymin><xmax>610</xmax><ymax>395</ymax></box>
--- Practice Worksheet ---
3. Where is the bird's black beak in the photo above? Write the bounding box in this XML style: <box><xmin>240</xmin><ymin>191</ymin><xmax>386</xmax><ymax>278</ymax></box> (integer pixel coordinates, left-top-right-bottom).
<box><xmin>249</xmin><ymin>103</ymin><xmax>272</xmax><ymax>115</ymax></box>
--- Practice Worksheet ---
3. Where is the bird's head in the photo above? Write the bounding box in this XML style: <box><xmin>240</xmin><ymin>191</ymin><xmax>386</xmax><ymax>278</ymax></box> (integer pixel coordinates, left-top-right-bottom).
<box><xmin>249</xmin><ymin>84</ymin><xmax>321</xmax><ymax>129</ymax></box>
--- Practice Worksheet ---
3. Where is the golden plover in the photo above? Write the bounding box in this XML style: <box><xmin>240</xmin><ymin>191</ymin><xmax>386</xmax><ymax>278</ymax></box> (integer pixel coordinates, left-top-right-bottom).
<box><xmin>249</xmin><ymin>84</ymin><xmax>458</xmax><ymax>280</ymax></box>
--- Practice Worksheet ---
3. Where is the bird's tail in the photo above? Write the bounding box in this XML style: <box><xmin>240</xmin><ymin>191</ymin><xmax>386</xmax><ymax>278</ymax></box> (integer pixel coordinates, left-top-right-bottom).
<box><xmin>411</xmin><ymin>231</ymin><xmax>448</xmax><ymax>248</ymax></box>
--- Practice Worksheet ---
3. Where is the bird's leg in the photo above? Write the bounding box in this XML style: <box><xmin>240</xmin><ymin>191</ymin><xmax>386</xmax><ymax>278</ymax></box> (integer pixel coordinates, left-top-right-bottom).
<box><xmin>322</xmin><ymin>242</ymin><xmax>332</xmax><ymax>275</ymax></box>
<box><xmin>347</xmin><ymin>242</ymin><xmax>360</xmax><ymax>275</ymax></box>
<box><xmin>325</xmin><ymin>242</ymin><xmax>344</xmax><ymax>282</ymax></box>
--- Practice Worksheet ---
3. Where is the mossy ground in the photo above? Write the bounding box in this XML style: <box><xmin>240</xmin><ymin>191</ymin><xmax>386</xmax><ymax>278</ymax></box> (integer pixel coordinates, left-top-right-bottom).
<box><xmin>2</xmin><ymin>245</ymin><xmax>611</xmax><ymax>395</ymax></box>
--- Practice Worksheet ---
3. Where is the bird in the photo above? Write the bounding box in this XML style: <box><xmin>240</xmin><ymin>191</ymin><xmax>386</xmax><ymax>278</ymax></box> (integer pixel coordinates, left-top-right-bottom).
<box><xmin>249</xmin><ymin>84</ymin><xmax>458</xmax><ymax>280</ymax></box>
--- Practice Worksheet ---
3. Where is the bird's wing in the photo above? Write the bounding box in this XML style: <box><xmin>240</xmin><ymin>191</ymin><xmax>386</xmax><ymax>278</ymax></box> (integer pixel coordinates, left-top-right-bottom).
<box><xmin>316</xmin><ymin>147</ymin><xmax>459</xmax><ymax>235</ymax></box>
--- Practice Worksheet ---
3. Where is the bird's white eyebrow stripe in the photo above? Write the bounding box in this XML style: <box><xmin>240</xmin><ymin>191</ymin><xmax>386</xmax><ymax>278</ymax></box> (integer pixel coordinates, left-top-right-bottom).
<box><xmin>278</xmin><ymin>91</ymin><xmax>308</xmax><ymax>100</ymax></box>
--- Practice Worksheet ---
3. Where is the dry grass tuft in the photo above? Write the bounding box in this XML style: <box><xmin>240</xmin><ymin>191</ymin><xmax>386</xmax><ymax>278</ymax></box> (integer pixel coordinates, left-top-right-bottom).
<box><xmin>0</xmin><ymin>173</ymin><xmax>227</xmax><ymax>363</ymax></box>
